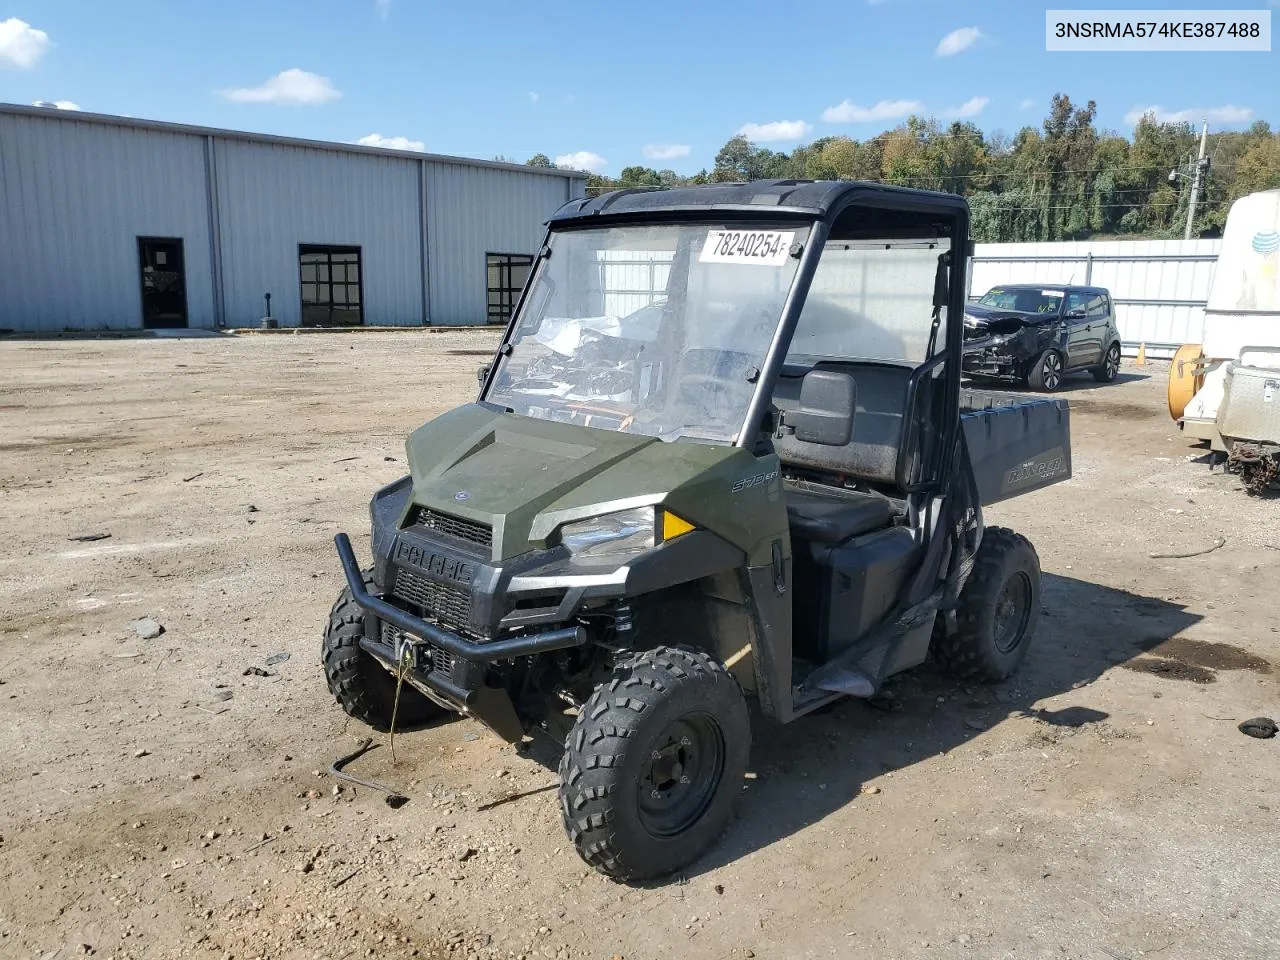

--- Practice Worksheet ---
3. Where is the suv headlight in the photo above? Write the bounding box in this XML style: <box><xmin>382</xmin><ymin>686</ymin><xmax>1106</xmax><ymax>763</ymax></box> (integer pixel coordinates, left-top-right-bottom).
<box><xmin>559</xmin><ymin>507</ymin><xmax>655</xmax><ymax>559</ymax></box>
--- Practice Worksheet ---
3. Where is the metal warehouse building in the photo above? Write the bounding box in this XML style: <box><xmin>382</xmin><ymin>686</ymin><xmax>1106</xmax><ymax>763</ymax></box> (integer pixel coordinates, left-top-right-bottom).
<box><xmin>0</xmin><ymin>103</ymin><xmax>586</xmax><ymax>332</ymax></box>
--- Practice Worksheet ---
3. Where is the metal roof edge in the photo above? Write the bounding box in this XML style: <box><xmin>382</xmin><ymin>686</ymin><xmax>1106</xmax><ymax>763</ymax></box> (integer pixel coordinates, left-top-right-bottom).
<box><xmin>0</xmin><ymin>102</ymin><xmax>587</xmax><ymax>181</ymax></box>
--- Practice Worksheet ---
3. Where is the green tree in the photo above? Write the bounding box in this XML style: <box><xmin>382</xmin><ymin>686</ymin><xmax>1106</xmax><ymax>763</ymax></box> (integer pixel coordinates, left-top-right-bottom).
<box><xmin>713</xmin><ymin>135</ymin><xmax>755</xmax><ymax>181</ymax></box>
<box><xmin>526</xmin><ymin>153</ymin><xmax>554</xmax><ymax>168</ymax></box>
<box><xmin>618</xmin><ymin>165</ymin><xmax>662</xmax><ymax>187</ymax></box>
<box><xmin>554</xmin><ymin>94</ymin><xmax>1280</xmax><ymax>239</ymax></box>
<box><xmin>1232</xmin><ymin>135</ymin><xmax>1280</xmax><ymax>197</ymax></box>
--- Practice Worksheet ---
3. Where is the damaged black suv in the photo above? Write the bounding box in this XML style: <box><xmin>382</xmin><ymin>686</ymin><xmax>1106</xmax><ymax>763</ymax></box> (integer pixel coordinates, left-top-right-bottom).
<box><xmin>962</xmin><ymin>284</ymin><xmax>1122</xmax><ymax>391</ymax></box>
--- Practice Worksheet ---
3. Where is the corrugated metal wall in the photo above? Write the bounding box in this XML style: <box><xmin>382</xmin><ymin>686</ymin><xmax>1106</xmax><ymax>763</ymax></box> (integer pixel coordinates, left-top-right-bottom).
<box><xmin>0</xmin><ymin>111</ymin><xmax>216</xmax><ymax>330</ymax></box>
<box><xmin>425</xmin><ymin>163</ymin><xmax>580</xmax><ymax>325</ymax></box>
<box><xmin>0</xmin><ymin>106</ymin><xmax>585</xmax><ymax>333</ymax></box>
<box><xmin>970</xmin><ymin>239</ymin><xmax>1222</xmax><ymax>359</ymax></box>
<box><xmin>215</xmin><ymin>139</ymin><xmax>425</xmax><ymax>327</ymax></box>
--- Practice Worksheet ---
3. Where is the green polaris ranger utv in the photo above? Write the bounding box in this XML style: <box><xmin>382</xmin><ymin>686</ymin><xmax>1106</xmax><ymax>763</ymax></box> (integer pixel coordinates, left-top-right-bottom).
<box><xmin>322</xmin><ymin>180</ymin><xmax>1071</xmax><ymax>881</ymax></box>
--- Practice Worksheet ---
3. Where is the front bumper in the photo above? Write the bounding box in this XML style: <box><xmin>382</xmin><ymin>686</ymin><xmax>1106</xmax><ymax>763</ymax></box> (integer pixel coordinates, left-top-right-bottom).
<box><xmin>962</xmin><ymin>338</ymin><xmax>1027</xmax><ymax>379</ymax></box>
<box><xmin>336</xmin><ymin>532</ymin><xmax>589</xmax><ymax>663</ymax></box>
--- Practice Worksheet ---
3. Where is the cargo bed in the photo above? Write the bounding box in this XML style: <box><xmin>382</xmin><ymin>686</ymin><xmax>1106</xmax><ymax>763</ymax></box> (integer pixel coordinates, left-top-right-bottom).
<box><xmin>961</xmin><ymin>389</ymin><xmax>1072</xmax><ymax>505</ymax></box>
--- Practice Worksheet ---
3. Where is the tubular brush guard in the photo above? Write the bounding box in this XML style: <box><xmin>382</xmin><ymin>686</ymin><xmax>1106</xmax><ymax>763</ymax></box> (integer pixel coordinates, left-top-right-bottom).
<box><xmin>333</xmin><ymin>533</ymin><xmax>590</xmax><ymax>662</ymax></box>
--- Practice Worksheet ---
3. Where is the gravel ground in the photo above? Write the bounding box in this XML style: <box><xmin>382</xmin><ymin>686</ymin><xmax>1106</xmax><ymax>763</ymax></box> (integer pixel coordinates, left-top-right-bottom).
<box><xmin>0</xmin><ymin>332</ymin><xmax>1277</xmax><ymax>960</ymax></box>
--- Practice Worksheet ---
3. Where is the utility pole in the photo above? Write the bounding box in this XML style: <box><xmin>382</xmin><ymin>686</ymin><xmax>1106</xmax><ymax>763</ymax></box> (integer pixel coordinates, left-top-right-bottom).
<box><xmin>1185</xmin><ymin>119</ymin><xmax>1209</xmax><ymax>240</ymax></box>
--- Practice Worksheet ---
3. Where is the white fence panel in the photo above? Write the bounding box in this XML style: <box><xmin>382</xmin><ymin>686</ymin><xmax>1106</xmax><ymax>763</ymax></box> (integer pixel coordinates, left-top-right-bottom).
<box><xmin>970</xmin><ymin>239</ymin><xmax>1221</xmax><ymax>358</ymax></box>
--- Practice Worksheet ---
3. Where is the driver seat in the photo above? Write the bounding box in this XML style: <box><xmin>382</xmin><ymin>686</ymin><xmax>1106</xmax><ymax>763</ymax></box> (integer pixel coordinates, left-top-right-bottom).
<box><xmin>785</xmin><ymin>483</ymin><xmax>895</xmax><ymax>544</ymax></box>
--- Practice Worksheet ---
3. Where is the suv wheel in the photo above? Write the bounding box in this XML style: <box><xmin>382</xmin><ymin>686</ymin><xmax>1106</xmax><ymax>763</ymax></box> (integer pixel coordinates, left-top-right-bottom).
<box><xmin>322</xmin><ymin>571</ymin><xmax>444</xmax><ymax>729</ymax></box>
<box><xmin>934</xmin><ymin>527</ymin><xmax>1041</xmax><ymax>681</ymax></box>
<box><xmin>1027</xmin><ymin>350</ymin><xmax>1064</xmax><ymax>392</ymax></box>
<box><xmin>1092</xmin><ymin>342</ymin><xmax>1121</xmax><ymax>383</ymax></box>
<box><xmin>559</xmin><ymin>645</ymin><xmax>750</xmax><ymax>881</ymax></box>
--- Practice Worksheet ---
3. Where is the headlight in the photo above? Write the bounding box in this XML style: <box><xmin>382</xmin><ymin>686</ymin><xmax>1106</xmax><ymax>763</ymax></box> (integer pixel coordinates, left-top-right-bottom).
<box><xmin>559</xmin><ymin>507</ymin><xmax>655</xmax><ymax>559</ymax></box>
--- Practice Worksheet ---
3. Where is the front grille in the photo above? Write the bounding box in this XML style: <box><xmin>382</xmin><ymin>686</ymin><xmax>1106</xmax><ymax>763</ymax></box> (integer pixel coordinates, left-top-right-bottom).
<box><xmin>390</xmin><ymin>567</ymin><xmax>473</xmax><ymax>634</ymax></box>
<box><xmin>382</xmin><ymin>622</ymin><xmax>454</xmax><ymax>675</ymax></box>
<box><xmin>410</xmin><ymin>508</ymin><xmax>492</xmax><ymax>552</ymax></box>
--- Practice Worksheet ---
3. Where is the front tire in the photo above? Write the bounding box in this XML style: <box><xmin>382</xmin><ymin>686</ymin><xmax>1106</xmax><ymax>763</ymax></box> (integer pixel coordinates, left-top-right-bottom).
<box><xmin>1027</xmin><ymin>349</ymin><xmax>1065</xmax><ymax>392</ymax></box>
<box><xmin>559</xmin><ymin>645</ymin><xmax>750</xmax><ymax>881</ymax></box>
<box><xmin>934</xmin><ymin>527</ymin><xmax>1041</xmax><ymax>682</ymax></box>
<box><xmin>321</xmin><ymin>572</ymin><xmax>443</xmax><ymax>729</ymax></box>
<box><xmin>1092</xmin><ymin>342</ymin><xmax>1121</xmax><ymax>383</ymax></box>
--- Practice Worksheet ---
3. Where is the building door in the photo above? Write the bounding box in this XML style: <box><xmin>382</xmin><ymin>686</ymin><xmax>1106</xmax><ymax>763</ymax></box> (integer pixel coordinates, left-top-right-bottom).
<box><xmin>300</xmin><ymin>245</ymin><xmax>363</xmax><ymax>327</ymax></box>
<box><xmin>137</xmin><ymin>237</ymin><xmax>188</xmax><ymax>329</ymax></box>
<box><xmin>487</xmin><ymin>253</ymin><xmax>534</xmax><ymax>323</ymax></box>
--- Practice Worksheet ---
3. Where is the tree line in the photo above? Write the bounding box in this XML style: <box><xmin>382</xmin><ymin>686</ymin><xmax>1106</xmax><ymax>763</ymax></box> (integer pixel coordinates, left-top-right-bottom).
<box><xmin>525</xmin><ymin>94</ymin><xmax>1280</xmax><ymax>243</ymax></box>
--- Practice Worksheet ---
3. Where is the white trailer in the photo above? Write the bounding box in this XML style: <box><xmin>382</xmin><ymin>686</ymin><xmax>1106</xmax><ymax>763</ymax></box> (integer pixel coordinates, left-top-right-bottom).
<box><xmin>1169</xmin><ymin>189</ymin><xmax>1280</xmax><ymax>493</ymax></box>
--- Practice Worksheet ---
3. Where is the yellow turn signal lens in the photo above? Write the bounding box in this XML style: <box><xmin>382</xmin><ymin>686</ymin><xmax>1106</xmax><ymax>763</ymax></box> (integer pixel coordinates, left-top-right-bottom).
<box><xmin>661</xmin><ymin>511</ymin><xmax>695</xmax><ymax>542</ymax></box>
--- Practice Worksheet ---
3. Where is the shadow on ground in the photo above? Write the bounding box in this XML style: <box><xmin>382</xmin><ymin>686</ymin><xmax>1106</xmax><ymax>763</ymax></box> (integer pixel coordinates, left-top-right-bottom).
<box><xmin>649</xmin><ymin>571</ymin><xmax>1203</xmax><ymax>881</ymax></box>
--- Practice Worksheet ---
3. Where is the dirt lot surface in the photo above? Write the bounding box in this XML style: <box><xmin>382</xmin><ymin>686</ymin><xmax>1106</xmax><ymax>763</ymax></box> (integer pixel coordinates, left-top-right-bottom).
<box><xmin>2</xmin><ymin>332</ymin><xmax>1278</xmax><ymax>960</ymax></box>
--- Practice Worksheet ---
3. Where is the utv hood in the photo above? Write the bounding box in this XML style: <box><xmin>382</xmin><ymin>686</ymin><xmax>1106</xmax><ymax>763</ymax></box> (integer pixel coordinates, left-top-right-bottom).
<box><xmin>402</xmin><ymin>404</ymin><xmax>747</xmax><ymax>560</ymax></box>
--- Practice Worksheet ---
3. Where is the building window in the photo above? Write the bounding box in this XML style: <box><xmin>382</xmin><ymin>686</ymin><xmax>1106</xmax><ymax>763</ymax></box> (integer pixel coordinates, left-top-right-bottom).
<box><xmin>487</xmin><ymin>253</ymin><xmax>534</xmax><ymax>324</ymax></box>
<box><xmin>300</xmin><ymin>245</ymin><xmax>363</xmax><ymax>327</ymax></box>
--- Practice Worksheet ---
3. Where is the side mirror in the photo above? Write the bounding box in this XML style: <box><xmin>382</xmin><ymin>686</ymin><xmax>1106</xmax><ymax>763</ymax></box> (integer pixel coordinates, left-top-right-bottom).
<box><xmin>1064</xmin><ymin>309</ymin><xmax>1086</xmax><ymax>320</ymax></box>
<box><xmin>784</xmin><ymin>370</ymin><xmax>856</xmax><ymax>445</ymax></box>
<box><xmin>477</xmin><ymin>363</ymin><xmax>490</xmax><ymax>384</ymax></box>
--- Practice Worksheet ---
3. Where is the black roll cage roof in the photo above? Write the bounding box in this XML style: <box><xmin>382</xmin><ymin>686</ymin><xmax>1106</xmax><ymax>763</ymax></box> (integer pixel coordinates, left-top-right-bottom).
<box><xmin>547</xmin><ymin>179</ymin><xmax>970</xmax><ymax>229</ymax></box>
<box><xmin>484</xmin><ymin>179</ymin><xmax>972</xmax><ymax>494</ymax></box>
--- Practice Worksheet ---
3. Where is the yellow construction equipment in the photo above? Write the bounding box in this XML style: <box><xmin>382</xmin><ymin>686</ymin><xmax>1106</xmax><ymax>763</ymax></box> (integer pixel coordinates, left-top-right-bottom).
<box><xmin>1167</xmin><ymin>343</ymin><xmax>1205</xmax><ymax>421</ymax></box>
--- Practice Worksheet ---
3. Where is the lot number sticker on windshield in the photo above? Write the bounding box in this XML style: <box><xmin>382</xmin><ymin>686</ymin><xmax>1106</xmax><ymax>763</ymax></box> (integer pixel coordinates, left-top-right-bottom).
<box><xmin>700</xmin><ymin>230</ymin><xmax>795</xmax><ymax>266</ymax></box>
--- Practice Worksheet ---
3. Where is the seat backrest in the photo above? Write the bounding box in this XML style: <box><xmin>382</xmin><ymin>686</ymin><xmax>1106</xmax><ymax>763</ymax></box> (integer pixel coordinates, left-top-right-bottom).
<box><xmin>772</xmin><ymin>361</ymin><xmax>914</xmax><ymax>485</ymax></box>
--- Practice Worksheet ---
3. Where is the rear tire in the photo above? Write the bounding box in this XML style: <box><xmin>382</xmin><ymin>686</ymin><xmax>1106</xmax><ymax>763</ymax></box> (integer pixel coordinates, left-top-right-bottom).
<box><xmin>934</xmin><ymin>527</ymin><xmax>1041</xmax><ymax>682</ymax></box>
<box><xmin>1092</xmin><ymin>342</ymin><xmax>1121</xmax><ymax>383</ymax></box>
<box><xmin>321</xmin><ymin>571</ymin><xmax>443</xmax><ymax>729</ymax></box>
<box><xmin>1026</xmin><ymin>350</ymin><xmax>1065</xmax><ymax>392</ymax></box>
<box><xmin>559</xmin><ymin>645</ymin><xmax>750</xmax><ymax>881</ymax></box>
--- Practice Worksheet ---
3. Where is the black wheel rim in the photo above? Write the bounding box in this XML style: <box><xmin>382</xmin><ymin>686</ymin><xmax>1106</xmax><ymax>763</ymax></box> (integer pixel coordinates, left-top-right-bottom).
<box><xmin>1106</xmin><ymin>345</ymin><xmax>1120</xmax><ymax>378</ymax></box>
<box><xmin>993</xmin><ymin>572</ymin><xmax>1033</xmax><ymax>653</ymax></box>
<box><xmin>1043</xmin><ymin>353</ymin><xmax>1062</xmax><ymax>390</ymax></box>
<box><xmin>637</xmin><ymin>713</ymin><xmax>726</xmax><ymax>839</ymax></box>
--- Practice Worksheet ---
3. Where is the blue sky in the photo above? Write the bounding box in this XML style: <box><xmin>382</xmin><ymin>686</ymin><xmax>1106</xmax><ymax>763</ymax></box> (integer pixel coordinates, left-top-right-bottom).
<box><xmin>1</xmin><ymin>0</ymin><xmax>1277</xmax><ymax>174</ymax></box>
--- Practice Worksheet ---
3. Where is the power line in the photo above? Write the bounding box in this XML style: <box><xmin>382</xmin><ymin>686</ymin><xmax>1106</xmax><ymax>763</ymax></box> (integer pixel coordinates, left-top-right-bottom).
<box><xmin>592</xmin><ymin>165</ymin><xmax>1224</xmax><ymax>190</ymax></box>
<box><xmin>591</xmin><ymin>177</ymin><xmax>1232</xmax><ymax>198</ymax></box>
<box><xmin>971</xmin><ymin>200</ymin><xmax>1228</xmax><ymax>212</ymax></box>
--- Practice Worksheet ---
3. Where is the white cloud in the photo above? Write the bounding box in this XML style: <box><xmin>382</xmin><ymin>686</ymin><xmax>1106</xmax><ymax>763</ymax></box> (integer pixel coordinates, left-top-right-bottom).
<box><xmin>0</xmin><ymin>17</ymin><xmax>50</xmax><ymax>69</ymax></box>
<box><xmin>555</xmin><ymin>151</ymin><xmax>608</xmax><ymax>173</ymax></box>
<box><xmin>736</xmin><ymin>120</ymin><xmax>812</xmax><ymax>142</ymax></box>
<box><xmin>356</xmin><ymin>133</ymin><xmax>425</xmax><ymax>152</ymax></box>
<box><xmin>936</xmin><ymin>26</ymin><xmax>982</xmax><ymax>57</ymax></box>
<box><xmin>222</xmin><ymin>69</ymin><xmax>342</xmax><ymax>106</ymax></box>
<box><xmin>32</xmin><ymin>99</ymin><xmax>79</xmax><ymax>110</ymax></box>
<box><xmin>375</xmin><ymin>0</ymin><xmax>392</xmax><ymax>18</ymax></box>
<box><xmin>1124</xmin><ymin>104</ymin><xmax>1253</xmax><ymax>126</ymax></box>
<box><xmin>1019</xmin><ymin>98</ymin><xmax>1037</xmax><ymax>111</ymax></box>
<box><xmin>822</xmin><ymin>99</ymin><xmax>923</xmax><ymax>124</ymax></box>
<box><xmin>642</xmin><ymin>143</ymin><xmax>691</xmax><ymax>161</ymax></box>
<box><xmin>528</xmin><ymin>91</ymin><xmax>540</xmax><ymax>105</ymax></box>
<box><xmin>945</xmin><ymin>96</ymin><xmax>989</xmax><ymax>119</ymax></box>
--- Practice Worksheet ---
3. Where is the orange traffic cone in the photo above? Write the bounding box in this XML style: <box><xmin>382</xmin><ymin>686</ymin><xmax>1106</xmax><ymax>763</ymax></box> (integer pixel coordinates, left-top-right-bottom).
<box><xmin>1136</xmin><ymin>342</ymin><xmax>1146</xmax><ymax>366</ymax></box>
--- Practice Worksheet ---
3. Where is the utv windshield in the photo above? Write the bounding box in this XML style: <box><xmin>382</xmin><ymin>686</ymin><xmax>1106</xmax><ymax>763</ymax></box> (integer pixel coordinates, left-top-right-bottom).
<box><xmin>486</xmin><ymin>223</ymin><xmax>809</xmax><ymax>443</ymax></box>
